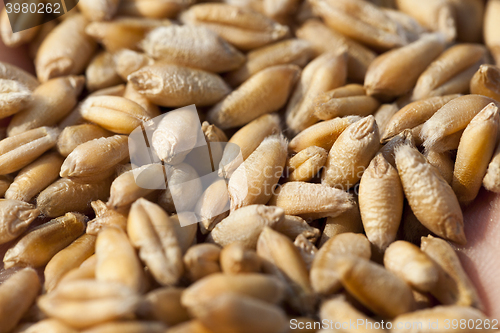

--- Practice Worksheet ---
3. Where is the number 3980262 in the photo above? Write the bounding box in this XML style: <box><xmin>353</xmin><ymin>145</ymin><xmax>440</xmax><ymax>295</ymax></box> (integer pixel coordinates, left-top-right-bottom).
<box><xmin>5</xmin><ymin>2</ymin><xmax>61</xmax><ymax>14</ymax></box>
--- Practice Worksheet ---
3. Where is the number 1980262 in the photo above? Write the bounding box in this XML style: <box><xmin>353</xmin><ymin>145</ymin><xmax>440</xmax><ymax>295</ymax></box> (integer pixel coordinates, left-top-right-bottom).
<box><xmin>5</xmin><ymin>2</ymin><xmax>61</xmax><ymax>14</ymax></box>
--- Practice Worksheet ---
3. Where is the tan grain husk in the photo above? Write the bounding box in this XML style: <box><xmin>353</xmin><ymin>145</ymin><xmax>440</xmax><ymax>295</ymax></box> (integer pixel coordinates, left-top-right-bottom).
<box><xmin>452</xmin><ymin>103</ymin><xmax>499</xmax><ymax>204</ymax></box>
<box><xmin>220</xmin><ymin>243</ymin><xmax>262</xmax><ymax>275</ymax></box>
<box><xmin>364</xmin><ymin>33</ymin><xmax>446</xmax><ymax>99</ymax></box>
<box><xmin>470</xmin><ymin>64</ymin><xmax>500</xmax><ymax>102</ymax></box>
<box><xmin>219</xmin><ymin>113</ymin><xmax>281</xmax><ymax>178</ymax></box>
<box><xmin>182</xmin><ymin>273</ymin><xmax>285</xmax><ymax>309</ymax></box>
<box><xmin>295</xmin><ymin>19</ymin><xmax>376</xmax><ymax>82</ymax></box>
<box><xmin>60</xmin><ymin>135</ymin><xmax>128</xmax><ymax>179</ymax></box>
<box><xmin>28</xmin><ymin>20</ymin><xmax>57</xmax><ymax>60</ymax></box>
<box><xmin>37</xmin><ymin>177</ymin><xmax>112</xmax><ymax>217</ymax></box>
<box><xmin>395</xmin><ymin>145</ymin><xmax>465</xmax><ymax>244</ymax></box>
<box><xmin>311</xmin><ymin>233</ymin><xmax>371</xmax><ymax>295</ymax></box>
<box><xmin>127</xmin><ymin>198</ymin><xmax>184</xmax><ymax>286</ymax></box>
<box><xmin>287</xmin><ymin>146</ymin><xmax>327</xmax><ymax>182</ymax></box>
<box><xmin>0</xmin><ymin>199</ymin><xmax>39</xmax><ymax>244</ymax></box>
<box><xmin>168</xmin><ymin>212</ymin><xmax>198</xmax><ymax>255</ymax></box>
<box><xmin>310</xmin><ymin>0</ymin><xmax>409</xmax><ymax>51</ymax></box>
<box><xmin>412</xmin><ymin>44</ymin><xmax>487</xmax><ymax>100</ymax></box>
<box><xmin>187</xmin><ymin>293</ymin><xmax>288</xmax><ymax>333</ymax></box>
<box><xmin>85</xmin><ymin>17</ymin><xmax>171</xmax><ymax>52</ymax></box>
<box><xmin>314</xmin><ymin>90</ymin><xmax>380</xmax><ymax>120</ymax></box>
<box><xmin>80</xmin><ymin>96</ymin><xmax>151</xmax><ymax>134</ymax></box>
<box><xmin>257</xmin><ymin>227</ymin><xmax>315</xmax><ymax>315</ymax></box>
<box><xmin>382</xmin><ymin>94</ymin><xmax>459</xmax><ymax>142</ymax></box>
<box><xmin>0</xmin><ymin>79</ymin><xmax>32</xmax><ymax>119</ymax></box>
<box><xmin>208</xmin><ymin>65</ymin><xmax>299</xmax><ymax>129</ymax></box>
<box><xmin>484</xmin><ymin>0</ymin><xmax>500</xmax><ymax>65</ymax></box>
<box><xmin>151</xmin><ymin>109</ymin><xmax>201</xmax><ymax>165</ymax></box>
<box><xmin>137</xmin><ymin>287</ymin><xmax>190</xmax><ymax>326</ymax></box>
<box><xmin>286</xmin><ymin>52</ymin><xmax>347</xmax><ymax>133</ymax></box>
<box><xmin>5</xmin><ymin>152</ymin><xmax>64</xmax><ymax>202</ymax></box>
<box><xmin>421</xmin><ymin>235</ymin><xmax>482</xmax><ymax>309</ymax></box>
<box><xmin>384</xmin><ymin>240</ymin><xmax>439</xmax><ymax>293</ymax></box>
<box><xmin>449</xmin><ymin>0</ymin><xmax>484</xmax><ymax>43</ymax></box>
<box><xmin>321</xmin><ymin>116</ymin><xmax>381</xmax><ymax>189</ymax></box>
<box><xmin>194</xmin><ymin>178</ymin><xmax>229</xmax><ymax>234</ymax></box>
<box><xmin>37</xmin><ymin>280</ymin><xmax>140</xmax><ymax>329</ymax></box>
<box><xmin>3</xmin><ymin>213</ymin><xmax>86</xmax><ymax>269</ymax></box>
<box><xmin>0</xmin><ymin>268</ymin><xmax>40</xmax><ymax>333</ymax></box>
<box><xmin>269</xmin><ymin>181</ymin><xmax>354</xmax><ymax>220</ymax></box>
<box><xmin>391</xmin><ymin>305</ymin><xmax>490</xmax><ymax>333</ymax></box>
<box><xmin>128</xmin><ymin>62</ymin><xmax>230</xmax><ymax>107</ymax></box>
<box><xmin>184</xmin><ymin>244</ymin><xmax>221</xmax><ymax>282</ymax></box>
<box><xmin>330</xmin><ymin>255</ymin><xmax>415</xmax><ymax>318</ymax></box>
<box><xmin>484</xmin><ymin>138</ymin><xmax>500</xmax><ymax>193</ymax></box>
<box><xmin>0</xmin><ymin>126</ymin><xmax>59</xmax><ymax>175</ymax></box>
<box><xmin>225</xmin><ymin>38</ymin><xmax>312</xmax><ymax>86</ymax></box>
<box><xmin>208</xmin><ymin>205</ymin><xmax>283</xmax><ymax>249</ymax></box>
<box><xmin>44</xmin><ymin>234</ymin><xmax>96</xmax><ymax>292</ymax></box>
<box><xmin>57</xmin><ymin>124</ymin><xmax>112</xmax><ymax>157</ymax></box>
<box><xmin>8</xmin><ymin>76</ymin><xmax>84</xmax><ymax>136</ymax></box>
<box><xmin>421</xmin><ymin>94</ymin><xmax>498</xmax><ymax>149</ymax></box>
<box><xmin>85</xmin><ymin>51</ymin><xmax>122</xmax><ymax>92</ymax></box>
<box><xmin>95</xmin><ymin>226</ymin><xmax>146</xmax><ymax>293</ymax></box>
<box><xmin>228</xmin><ymin>135</ymin><xmax>287</xmax><ymax>210</ymax></box>
<box><xmin>35</xmin><ymin>14</ymin><xmax>96</xmax><ymax>82</ymax></box>
<box><xmin>359</xmin><ymin>153</ymin><xmax>404</xmax><ymax>251</ymax></box>
<box><xmin>164</xmin><ymin>163</ymin><xmax>202</xmax><ymax>212</ymax></box>
<box><xmin>140</xmin><ymin>25</ymin><xmax>245</xmax><ymax>73</ymax></box>
<box><xmin>58</xmin><ymin>84</ymin><xmax>127</xmax><ymax>129</ymax></box>
<box><xmin>289</xmin><ymin>115</ymin><xmax>361</xmax><ymax>153</ymax></box>
<box><xmin>180</xmin><ymin>3</ymin><xmax>290</xmax><ymax>50</ymax></box>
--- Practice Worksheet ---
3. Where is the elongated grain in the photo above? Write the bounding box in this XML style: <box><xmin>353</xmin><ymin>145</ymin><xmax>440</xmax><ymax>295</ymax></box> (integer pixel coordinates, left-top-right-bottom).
<box><xmin>129</xmin><ymin>62</ymin><xmax>230</xmax><ymax>107</ymax></box>
<box><xmin>0</xmin><ymin>199</ymin><xmax>39</xmax><ymax>244</ymax></box>
<box><xmin>3</xmin><ymin>213</ymin><xmax>86</xmax><ymax>269</ymax></box>
<box><xmin>5</xmin><ymin>152</ymin><xmax>64</xmax><ymax>202</ymax></box>
<box><xmin>228</xmin><ymin>135</ymin><xmax>287</xmax><ymax>210</ymax></box>
<box><xmin>452</xmin><ymin>103</ymin><xmax>499</xmax><ymax>204</ymax></box>
<box><xmin>359</xmin><ymin>154</ymin><xmax>404</xmax><ymax>251</ymax></box>
<box><xmin>35</xmin><ymin>14</ymin><xmax>96</xmax><ymax>82</ymax></box>
<box><xmin>127</xmin><ymin>198</ymin><xmax>184</xmax><ymax>286</ymax></box>
<box><xmin>180</xmin><ymin>3</ymin><xmax>289</xmax><ymax>50</ymax></box>
<box><xmin>286</xmin><ymin>52</ymin><xmax>347</xmax><ymax>133</ymax></box>
<box><xmin>141</xmin><ymin>25</ymin><xmax>245</xmax><ymax>73</ymax></box>
<box><xmin>321</xmin><ymin>116</ymin><xmax>380</xmax><ymax>189</ymax></box>
<box><xmin>225</xmin><ymin>38</ymin><xmax>312</xmax><ymax>86</ymax></box>
<box><xmin>57</xmin><ymin>124</ymin><xmax>112</xmax><ymax>157</ymax></box>
<box><xmin>364</xmin><ymin>33</ymin><xmax>446</xmax><ymax>99</ymax></box>
<box><xmin>44</xmin><ymin>234</ymin><xmax>96</xmax><ymax>292</ymax></box>
<box><xmin>207</xmin><ymin>204</ymin><xmax>284</xmax><ymax>249</ymax></box>
<box><xmin>395</xmin><ymin>145</ymin><xmax>465</xmax><ymax>244</ymax></box>
<box><xmin>0</xmin><ymin>126</ymin><xmax>59</xmax><ymax>175</ymax></box>
<box><xmin>37</xmin><ymin>177</ymin><xmax>112</xmax><ymax>217</ymax></box>
<box><xmin>208</xmin><ymin>65</ymin><xmax>299</xmax><ymax>129</ymax></box>
<box><xmin>0</xmin><ymin>268</ymin><xmax>40</xmax><ymax>333</ymax></box>
<box><xmin>470</xmin><ymin>64</ymin><xmax>500</xmax><ymax>102</ymax></box>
